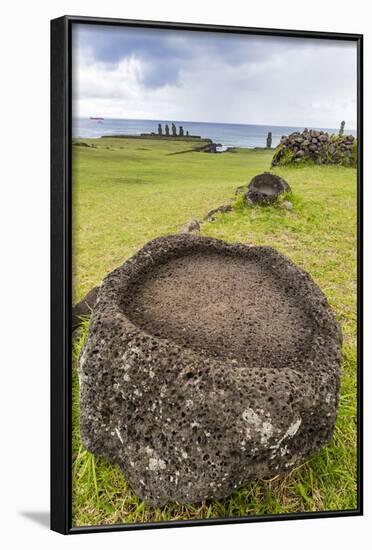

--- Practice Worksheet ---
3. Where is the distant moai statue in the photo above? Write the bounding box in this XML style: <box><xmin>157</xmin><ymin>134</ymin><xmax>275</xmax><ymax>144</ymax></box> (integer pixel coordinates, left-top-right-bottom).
<box><xmin>165</xmin><ymin>124</ymin><xmax>170</xmax><ymax>136</ymax></box>
<box><xmin>179</xmin><ymin>126</ymin><xmax>184</xmax><ymax>137</ymax></box>
<box><xmin>171</xmin><ymin>123</ymin><xmax>177</xmax><ymax>136</ymax></box>
<box><xmin>266</xmin><ymin>131</ymin><xmax>272</xmax><ymax>148</ymax></box>
<box><xmin>339</xmin><ymin>120</ymin><xmax>345</xmax><ymax>136</ymax></box>
<box><xmin>186</xmin><ymin>130</ymin><xmax>189</xmax><ymax>137</ymax></box>
<box><xmin>158</xmin><ymin>123</ymin><xmax>162</xmax><ymax>136</ymax></box>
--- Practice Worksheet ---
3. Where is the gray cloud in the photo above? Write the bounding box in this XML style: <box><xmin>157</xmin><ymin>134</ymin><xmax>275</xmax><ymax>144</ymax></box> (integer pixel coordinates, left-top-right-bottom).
<box><xmin>72</xmin><ymin>23</ymin><xmax>357</xmax><ymax>128</ymax></box>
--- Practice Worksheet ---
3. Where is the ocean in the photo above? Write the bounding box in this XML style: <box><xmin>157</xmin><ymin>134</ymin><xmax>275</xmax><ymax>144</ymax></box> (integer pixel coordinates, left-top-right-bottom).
<box><xmin>73</xmin><ymin>118</ymin><xmax>355</xmax><ymax>149</ymax></box>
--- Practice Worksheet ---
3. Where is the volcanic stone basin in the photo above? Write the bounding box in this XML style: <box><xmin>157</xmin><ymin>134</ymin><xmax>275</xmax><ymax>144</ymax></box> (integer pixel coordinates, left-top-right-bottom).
<box><xmin>79</xmin><ymin>235</ymin><xmax>342</xmax><ymax>506</ymax></box>
<box><xmin>245</xmin><ymin>172</ymin><xmax>291</xmax><ymax>204</ymax></box>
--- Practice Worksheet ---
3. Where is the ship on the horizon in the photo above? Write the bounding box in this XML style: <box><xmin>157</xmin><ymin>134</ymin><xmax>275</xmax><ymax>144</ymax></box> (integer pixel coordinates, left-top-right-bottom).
<box><xmin>90</xmin><ymin>117</ymin><xmax>104</xmax><ymax>121</ymax></box>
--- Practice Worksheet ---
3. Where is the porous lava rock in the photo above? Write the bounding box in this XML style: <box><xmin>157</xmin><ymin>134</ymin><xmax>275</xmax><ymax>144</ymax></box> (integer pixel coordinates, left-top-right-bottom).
<box><xmin>204</xmin><ymin>204</ymin><xmax>233</xmax><ymax>221</ymax></box>
<box><xmin>271</xmin><ymin>129</ymin><xmax>357</xmax><ymax>167</ymax></box>
<box><xmin>72</xmin><ymin>286</ymin><xmax>99</xmax><ymax>331</ymax></box>
<box><xmin>79</xmin><ymin>234</ymin><xmax>342</xmax><ymax>506</ymax></box>
<box><xmin>280</xmin><ymin>200</ymin><xmax>293</xmax><ymax>211</ymax></box>
<box><xmin>179</xmin><ymin>218</ymin><xmax>200</xmax><ymax>234</ymax></box>
<box><xmin>245</xmin><ymin>172</ymin><xmax>290</xmax><ymax>204</ymax></box>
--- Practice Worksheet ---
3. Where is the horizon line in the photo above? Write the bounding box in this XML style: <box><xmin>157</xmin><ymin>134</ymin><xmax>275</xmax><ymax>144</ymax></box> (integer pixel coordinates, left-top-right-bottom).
<box><xmin>73</xmin><ymin>116</ymin><xmax>356</xmax><ymax>131</ymax></box>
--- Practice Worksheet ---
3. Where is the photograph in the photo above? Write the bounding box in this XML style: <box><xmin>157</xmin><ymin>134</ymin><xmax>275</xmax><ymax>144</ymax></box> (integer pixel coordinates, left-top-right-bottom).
<box><xmin>66</xmin><ymin>19</ymin><xmax>360</xmax><ymax>529</ymax></box>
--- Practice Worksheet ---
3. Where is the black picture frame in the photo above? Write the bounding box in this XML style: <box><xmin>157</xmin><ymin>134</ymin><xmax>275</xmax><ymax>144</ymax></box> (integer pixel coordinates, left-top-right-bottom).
<box><xmin>51</xmin><ymin>15</ymin><xmax>363</xmax><ymax>535</ymax></box>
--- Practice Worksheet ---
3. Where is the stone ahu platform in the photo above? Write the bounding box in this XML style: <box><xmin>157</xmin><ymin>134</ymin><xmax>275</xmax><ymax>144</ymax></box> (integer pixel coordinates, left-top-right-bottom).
<box><xmin>101</xmin><ymin>134</ymin><xmax>203</xmax><ymax>140</ymax></box>
<box><xmin>79</xmin><ymin>235</ymin><xmax>342</xmax><ymax>506</ymax></box>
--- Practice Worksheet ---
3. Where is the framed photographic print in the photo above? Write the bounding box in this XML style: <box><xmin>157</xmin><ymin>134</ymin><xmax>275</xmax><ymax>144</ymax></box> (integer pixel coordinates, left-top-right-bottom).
<box><xmin>51</xmin><ymin>15</ymin><xmax>363</xmax><ymax>534</ymax></box>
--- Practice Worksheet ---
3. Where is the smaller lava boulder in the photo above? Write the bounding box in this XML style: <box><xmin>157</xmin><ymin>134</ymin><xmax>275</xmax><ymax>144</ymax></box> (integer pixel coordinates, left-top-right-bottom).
<box><xmin>72</xmin><ymin>286</ymin><xmax>99</xmax><ymax>331</ymax></box>
<box><xmin>245</xmin><ymin>172</ymin><xmax>291</xmax><ymax>205</ymax></box>
<box><xmin>179</xmin><ymin>218</ymin><xmax>200</xmax><ymax>234</ymax></box>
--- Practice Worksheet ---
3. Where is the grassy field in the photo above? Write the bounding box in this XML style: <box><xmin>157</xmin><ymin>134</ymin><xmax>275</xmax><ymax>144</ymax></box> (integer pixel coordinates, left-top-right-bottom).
<box><xmin>72</xmin><ymin>136</ymin><xmax>357</xmax><ymax>526</ymax></box>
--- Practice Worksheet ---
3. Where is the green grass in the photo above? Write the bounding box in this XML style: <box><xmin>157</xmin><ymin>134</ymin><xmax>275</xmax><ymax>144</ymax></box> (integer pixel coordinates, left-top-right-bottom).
<box><xmin>72</xmin><ymin>137</ymin><xmax>357</xmax><ymax>526</ymax></box>
<box><xmin>72</xmin><ymin>138</ymin><xmax>271</xmax><ymax>302</ymax></box>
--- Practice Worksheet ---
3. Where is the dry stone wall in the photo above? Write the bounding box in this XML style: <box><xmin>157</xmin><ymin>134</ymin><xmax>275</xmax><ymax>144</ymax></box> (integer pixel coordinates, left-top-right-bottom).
<box><xmin>272</xmin><ymin>128</ymin><xmax>356</xmax><ymax>167</ymax></box>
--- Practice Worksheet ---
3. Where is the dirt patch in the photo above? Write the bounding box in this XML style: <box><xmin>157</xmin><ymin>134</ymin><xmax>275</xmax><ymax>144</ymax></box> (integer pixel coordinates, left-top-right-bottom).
<box><xmin>123</xmin><ymin>251</ymin><xmax>313</xmax><ymax>365</ymax></box>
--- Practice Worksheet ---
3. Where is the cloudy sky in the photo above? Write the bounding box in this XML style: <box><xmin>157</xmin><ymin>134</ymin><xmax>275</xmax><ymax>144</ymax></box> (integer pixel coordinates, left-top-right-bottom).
<box><xmin>72</xmin><ymin>24</ymin><xmax>357</xmax><ymax>128</ymax></box>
